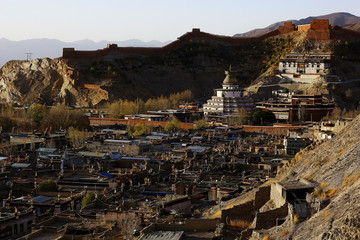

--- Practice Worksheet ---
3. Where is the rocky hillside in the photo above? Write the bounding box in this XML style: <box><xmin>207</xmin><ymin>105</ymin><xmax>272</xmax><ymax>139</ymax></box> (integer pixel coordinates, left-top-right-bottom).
<box><xmin>72</xmin><ymin>36</ymin><xmax>296</xmax><ymax>101</ymax></box>
<box><xmin>1</xmin><ymin>24</ymin><xmax>360</xmax><ymax>107</ymax></box>
<box><xmin>0</xmin><ymin>58</ymin><xmax>108</xmax><ymax>106</ymax></box>
<box><xmin>0</xmin><ymin>32</ymin><xmax>297</xmax><ymax>106</ymax></box>
<box><xmin>202</xmin><ymin>115</ymin><xmax>360</xmax><ymax>239</ymax></box>
<box><xmin>249</xmin><ymin>115</ymin><xmax>360</xmax><ymax>239</ymax></box>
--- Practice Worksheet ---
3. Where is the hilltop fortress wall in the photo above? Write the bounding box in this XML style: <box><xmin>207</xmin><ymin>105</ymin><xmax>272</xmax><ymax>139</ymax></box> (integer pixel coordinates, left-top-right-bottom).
<box><xmin>62</xmin><ymin>22</ymin><xmax>293</xmax><ymax>60</ymax></box>
<box><xmin>62</xmin><ymin>28</ymin><xmax>284</xmax><ymax>59</ymax></box>
<box><xmin>62</xmin><ymin>20</ymin><xmax>360</xmax><ymax>60</ymax></box>
<box><xmin>307</xmin><ymin>19</ymin><xmax>331</xmax><ymax>40</ymax></box>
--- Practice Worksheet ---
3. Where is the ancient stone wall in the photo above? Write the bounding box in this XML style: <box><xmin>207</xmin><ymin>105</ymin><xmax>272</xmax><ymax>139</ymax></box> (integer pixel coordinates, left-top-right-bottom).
<box><xmin>221</xmin><ymin>201</ymin><xmax>256</xmax><ymax>223</ymax></box>
<box><xmin>271</xmin><ymin>182</ymin><xmax>286</xmax><ymax>208</ymax></box>
<box><xmin>62</xmin><ymin>22</ymin><xmax>292</xmax><ymax>60</ymax></box>
<box><xmin>254</xmin><ymin>186</ymin><xmax>271</xmax><ymax>209</ymax></box>
<box><xmin>63</xmin><ymin>21</ymin><xmax>360</xmax><ymax>62</ymax></box>
<box><xmin>278</xmin><ymin>21</ymin><xmax>296</xmax><ymax>34</ymax></box>
<box><xmin>253</xmin><ymin>203</ymin><xmax>288</xmax><ymax>230</ymax></box>
<box><xmin>311</xmin><ymin>19</ymin><xmax>330</xmax><ymax>30</ymax></box>
<box><xmin>220</xmin><ymin>186</ymin><xmax>271</xmax><ymax>227</ymax></box>
<box><xmin>297</xmin><ymin>24</ymin><xmax>311</xmax><ymax>31</ymax></box>
<box><xmin>307</xmin><ymin>19</ymin><xmax>330</xmax><ymax>40</ymax></box>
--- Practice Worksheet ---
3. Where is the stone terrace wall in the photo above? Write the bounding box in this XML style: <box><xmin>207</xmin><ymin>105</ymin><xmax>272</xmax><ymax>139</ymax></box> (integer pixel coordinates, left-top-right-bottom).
<box><xmin>221</xmin><ymin>186</ymin><xmax>271</xmax><ymax>224</ymax></box>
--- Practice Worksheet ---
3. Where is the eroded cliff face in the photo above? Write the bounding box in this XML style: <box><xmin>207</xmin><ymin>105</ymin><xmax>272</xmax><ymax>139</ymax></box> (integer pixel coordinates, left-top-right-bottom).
<box><xmin>0</xmin><ymin>58</ymin><xmax>108</xmax><ymax>106</ymax></box>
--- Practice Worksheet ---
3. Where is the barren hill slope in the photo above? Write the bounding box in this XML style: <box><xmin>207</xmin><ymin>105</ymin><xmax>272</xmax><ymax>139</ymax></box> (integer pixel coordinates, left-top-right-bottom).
<box><xmin>252</xmin><ymin>115</ymin><xmax>360</xmax><ymax>239</ymax></box>
<box><xmin>345</xmin><ymin>22</ymin><xmax>360</xmax><ymax>32</ymax></box>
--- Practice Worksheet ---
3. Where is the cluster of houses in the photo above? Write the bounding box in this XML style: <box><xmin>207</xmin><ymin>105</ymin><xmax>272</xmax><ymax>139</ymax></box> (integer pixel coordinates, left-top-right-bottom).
<box><xmin>0</xmin><ymin>51</ymin><xmax>351</xmax><ymax>240</ymax></box>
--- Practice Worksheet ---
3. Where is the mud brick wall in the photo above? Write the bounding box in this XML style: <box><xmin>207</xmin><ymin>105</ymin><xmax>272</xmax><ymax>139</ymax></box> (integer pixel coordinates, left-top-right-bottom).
<box><xmin>254</xmin><ymin>186</ymin><xmax>271</xmax><ymax>209</ymax></box>
<box><xmin>278</xmin><ymin>21</ymin><xmax>296</xmax><ymax>34</ymax></box>
<box><xmin>253</xmin><ymin>203</ymin><xmax>288</xmax><ymax>230</ymax></box>
<box><xmin>271</xmin><ymin>182</ymin><xmax>286</xmax><ymax>208</ymax></box>
<box><xmin>307</xmin><ymin>19</ymin><xmax>330</xmax><ymax>40</ymax></box>
<box><xmin>297</xmin><ymin>24</ymin><xmax>311</xmax><ymax>31</ymax></box>
<box><xmin>240</xmin><ymin>228</ymin><xmax>254</xmax><ymax>240</ymax></box>
<box><xmin>221</xmin><ymin>201</ymin><xmax>256</xmax><ymax>223</ymax></box>
<box><xmin>242</xmin><ymin>125</ymin><xmax>305</xmax><ymax>136</ymax></box>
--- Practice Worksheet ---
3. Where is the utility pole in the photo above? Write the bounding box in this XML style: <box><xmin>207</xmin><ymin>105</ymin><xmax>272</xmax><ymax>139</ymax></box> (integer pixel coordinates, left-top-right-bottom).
<box><xmin>26</xmin><ymin>53</ymin><xmax>33</xmax><ymax>61</ymax></box>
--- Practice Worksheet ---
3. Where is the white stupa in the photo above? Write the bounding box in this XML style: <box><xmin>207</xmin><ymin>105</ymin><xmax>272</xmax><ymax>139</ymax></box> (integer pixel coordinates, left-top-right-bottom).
<box><xmin>202</xmin><ymin>66</ymin><xmax>254</xmax><ymax>115</ymax></box>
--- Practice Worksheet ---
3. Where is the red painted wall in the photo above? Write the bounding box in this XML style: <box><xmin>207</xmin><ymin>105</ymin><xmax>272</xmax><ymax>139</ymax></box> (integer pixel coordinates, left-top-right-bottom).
<box><xmin>89</xmin><ymin>117</ymin><xmax>194</xmax><ymax>130</ymax></box>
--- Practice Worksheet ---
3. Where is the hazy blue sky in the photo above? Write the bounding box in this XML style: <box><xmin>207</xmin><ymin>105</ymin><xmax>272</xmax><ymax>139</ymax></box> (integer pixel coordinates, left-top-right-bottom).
<box><xmin>1</xmin><ymin>0</ymin><xmax>360</xmax><ymax>42</ymax></box>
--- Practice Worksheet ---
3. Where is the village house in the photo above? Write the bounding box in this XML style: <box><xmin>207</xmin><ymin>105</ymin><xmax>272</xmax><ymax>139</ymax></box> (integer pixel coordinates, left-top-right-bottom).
<box><xmin>278</xmin><ymin>53</ymin><xmax>333</xmax><ymax>83</ymax></box>
<box><xmin>284</xmin><ymin>137</ymin><xmax>312</xmax><ymax>155</ymax></box>
<box><xmin>0</xmin><ymin>208</ymin><xmax>35</xmax><ymax>239</ymax></box>
<box><xmin>256</xmin><ymin>94</ymin><xmax>335</xmax><ymax>123</ymax></box>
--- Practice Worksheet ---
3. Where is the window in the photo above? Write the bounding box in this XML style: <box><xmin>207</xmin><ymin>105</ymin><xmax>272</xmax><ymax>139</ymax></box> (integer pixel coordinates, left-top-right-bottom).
<box><xmin>14</xmin><ymin>224</ymin><xmax>17</xmax><ymax>234</ymax></box>
<box><xmin>5</xmin><ymin>227</ymin><xmax>12</xmax><ymax>237</ymax></box>
<box><xmin>20</xmin><ymin>223</ymin><xmax>24</xmax><ymax>232</ymax></box>
<box><xmin>27</xmin><ymin>220</ymin><xmax>33</xmax><ymax>230</ymax></box>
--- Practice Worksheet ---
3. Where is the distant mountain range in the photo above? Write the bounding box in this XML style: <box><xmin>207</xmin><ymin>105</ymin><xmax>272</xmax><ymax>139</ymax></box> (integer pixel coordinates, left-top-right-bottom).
<box><xmin>0</xmin><ymin>38</ymin><xmax>170</xmax><ymax>68</ymax></box>
<box><xmin>234</xmin><ymin>12</ymin><xmax>360</xmax><ymax>37</ymax></box>
<box><xmin>1</xmin><ymin>12</ymin><xmax>360</xmax><ymax>68</ymax></box>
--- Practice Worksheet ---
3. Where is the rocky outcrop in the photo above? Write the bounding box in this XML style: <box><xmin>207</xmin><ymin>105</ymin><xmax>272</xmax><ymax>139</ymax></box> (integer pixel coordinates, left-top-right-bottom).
<box><xmin>0</xmin><ymin>58</ymin><xmax>108</xmax><ymax>106</ymax></box>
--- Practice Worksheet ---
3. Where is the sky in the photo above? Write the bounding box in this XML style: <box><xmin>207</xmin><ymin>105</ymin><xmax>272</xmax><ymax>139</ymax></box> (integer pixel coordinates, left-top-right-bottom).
<box><xmin>1</xmin><ymin>0</ymin><xmax>360</xmax><ymax>43</ymax></box>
